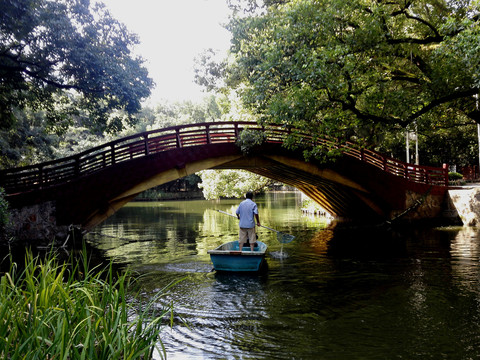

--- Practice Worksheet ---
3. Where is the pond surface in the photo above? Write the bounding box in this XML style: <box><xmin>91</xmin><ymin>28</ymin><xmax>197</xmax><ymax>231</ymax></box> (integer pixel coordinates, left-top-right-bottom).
<box><xmin>85</xmin><ymin>192</ymin><xmax>480</xmax><ymax>359</ymax></box>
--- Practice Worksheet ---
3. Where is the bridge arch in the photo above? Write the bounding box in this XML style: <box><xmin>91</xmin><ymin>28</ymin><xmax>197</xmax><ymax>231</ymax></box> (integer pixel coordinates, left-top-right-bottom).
<box><xmin>0</xmin><ymin>122</ymin><xmax>450</xmax><ymax>238</ymax></box>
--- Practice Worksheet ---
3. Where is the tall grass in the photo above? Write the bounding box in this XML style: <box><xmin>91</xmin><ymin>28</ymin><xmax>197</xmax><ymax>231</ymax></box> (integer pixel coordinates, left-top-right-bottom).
<box><xmin>0</xmin><ymin>247</ymin><xmax>182</xmax><ymax>359</ymax></box>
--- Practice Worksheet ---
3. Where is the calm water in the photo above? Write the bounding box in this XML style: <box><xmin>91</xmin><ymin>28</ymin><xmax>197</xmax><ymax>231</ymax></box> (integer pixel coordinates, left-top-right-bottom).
<box><xmin>85</xmin><ymin>192</ymin><xmax>480</xmax><ymax>359</ymax></box>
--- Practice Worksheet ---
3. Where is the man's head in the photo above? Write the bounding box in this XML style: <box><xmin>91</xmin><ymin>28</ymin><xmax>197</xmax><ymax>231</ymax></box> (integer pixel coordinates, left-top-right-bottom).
<box><xmin>245</xmin><ymin>191</ymin><xmax>253</xmax><ymax>199</ymax></box>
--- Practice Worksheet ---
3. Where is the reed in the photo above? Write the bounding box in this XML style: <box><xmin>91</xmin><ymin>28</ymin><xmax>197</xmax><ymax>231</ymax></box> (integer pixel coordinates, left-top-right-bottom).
<box><xmin>0</xmin><ymin>247</ymin><xmax>181</xmax><ymax>359</ymax></box>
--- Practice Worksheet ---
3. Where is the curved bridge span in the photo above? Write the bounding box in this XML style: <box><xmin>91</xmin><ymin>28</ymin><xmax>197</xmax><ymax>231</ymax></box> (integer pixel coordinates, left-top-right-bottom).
<box><xmin>0</xmin><ymin>121</ymin><xmax>449</xmax><ymax>238</ymax></box>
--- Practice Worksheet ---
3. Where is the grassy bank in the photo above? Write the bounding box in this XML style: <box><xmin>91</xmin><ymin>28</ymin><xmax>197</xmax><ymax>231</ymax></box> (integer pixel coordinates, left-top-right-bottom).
<box><xmin>0</xmin><ymin>247</ymin><xmax>181</xmax><ymax>359</ymax></box>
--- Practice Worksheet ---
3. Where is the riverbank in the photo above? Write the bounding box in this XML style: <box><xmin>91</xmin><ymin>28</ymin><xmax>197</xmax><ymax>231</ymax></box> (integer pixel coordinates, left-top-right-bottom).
<box><xmin>134</xmin><ymin>190</ymin><xmax>204</xmax><ymax>201</ymax></box>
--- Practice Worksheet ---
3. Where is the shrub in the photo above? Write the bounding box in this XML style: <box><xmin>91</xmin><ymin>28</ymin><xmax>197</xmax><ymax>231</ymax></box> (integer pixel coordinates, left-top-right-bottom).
<box><xmin>236</xmin><ymin>128</ymin><xmax>266</xmax><ymax>154</ymax></box>
<box><xmin>448</xmin><ymin>172</ymin><xmax>463</xmax><ymax>181</ymax></box>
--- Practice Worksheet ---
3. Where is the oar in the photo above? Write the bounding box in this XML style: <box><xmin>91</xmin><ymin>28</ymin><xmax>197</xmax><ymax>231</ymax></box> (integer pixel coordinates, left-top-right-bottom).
<box><xmin>216</xmin><ymin>210</ymin><xmax>295</xmax><ymax>244</ymax></box>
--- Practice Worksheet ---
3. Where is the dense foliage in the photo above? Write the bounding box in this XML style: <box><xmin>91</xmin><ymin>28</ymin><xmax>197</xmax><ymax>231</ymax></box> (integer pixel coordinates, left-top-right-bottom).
<box><xmin>198</xmin><ymin>169</ymin><xmax>273</xmax><ymax>199</ymax></box>
<box><xmin>0</xmin><ymin>0</ymin><xmax>153</xmax><ymax>167</ymax></box>
<box><xmin>198</xmin><ymin>0</ymin><xmax>480</xmax><ymax>166</ymax></box>
<box><xmin>236</xmin><ymin>127</ymin><xmax>266</xmax><ymax>154</ymax></box>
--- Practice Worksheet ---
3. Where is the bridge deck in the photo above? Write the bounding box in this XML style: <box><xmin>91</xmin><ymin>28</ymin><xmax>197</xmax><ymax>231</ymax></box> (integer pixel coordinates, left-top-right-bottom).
<box><xmin>0</xmin><ymin>121</ymin><xmax>448</xmax><ymax>195</ymax></box>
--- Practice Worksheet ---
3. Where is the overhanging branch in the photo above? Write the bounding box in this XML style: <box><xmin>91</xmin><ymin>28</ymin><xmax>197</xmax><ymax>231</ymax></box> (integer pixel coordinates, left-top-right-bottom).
<box><xmin>407</xmin><ymin>88</ymin><xmax>479</xmax><ymax>124</ymax></box>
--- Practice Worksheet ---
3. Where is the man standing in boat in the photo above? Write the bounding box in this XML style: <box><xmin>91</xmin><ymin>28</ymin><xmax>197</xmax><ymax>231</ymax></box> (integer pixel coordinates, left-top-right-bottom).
<box><xmin>236</xmin><ymin>191</ymin><xmax>261</xmax><ymax>252</ymax></box>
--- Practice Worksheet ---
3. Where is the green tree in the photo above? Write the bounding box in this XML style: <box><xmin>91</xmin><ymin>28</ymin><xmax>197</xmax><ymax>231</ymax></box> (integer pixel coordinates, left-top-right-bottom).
<box><xmin>0</xmin><ymin>95</ymin><xmax>229</xmax><ymax>168</ymax></box>
<box><xmin>0</xmin><ymin>108</ymin><xmax>58</xmax><ymax>168</ymax></box>
<box><xmin>198</xmin><ymin>169</ymin><xmax>272</xmax><ymax>199</ymax></box>
<box><xmin>378</xmin><ymin>114</ymin><xmax>479</xmax><ymax>167</ymax></box>
<box><xmin>136</xmin><ymin>96</ymin><xmax>225</xmax><ymax>132</ymax></box>
<box><xmin>200</xmin><ymin>0</ymin><xmax>480</xmax><ymax>165</ymax></box>
<box><xmin>0</xmin><ymin>0</ymin><xmax>153</xmax><ymax>136</ymax></box>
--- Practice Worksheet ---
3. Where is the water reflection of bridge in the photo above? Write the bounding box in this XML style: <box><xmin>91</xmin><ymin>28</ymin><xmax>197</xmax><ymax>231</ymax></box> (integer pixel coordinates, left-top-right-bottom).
<box><xmin>0</xmin><ymin>121</ymin><xmax>450</xmax><ymax>240</ymax></box>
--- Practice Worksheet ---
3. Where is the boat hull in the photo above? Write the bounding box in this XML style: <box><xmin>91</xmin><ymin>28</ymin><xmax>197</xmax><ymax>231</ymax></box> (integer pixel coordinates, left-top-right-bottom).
<box><xmin>208</xmin><ymin>241</ymin><xmax>267</xmax><ymax>272</ymax></box>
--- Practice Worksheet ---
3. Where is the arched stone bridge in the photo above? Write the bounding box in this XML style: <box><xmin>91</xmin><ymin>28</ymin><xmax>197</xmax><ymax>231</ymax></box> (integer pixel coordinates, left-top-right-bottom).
<box><xmin>0</xmin><ymin>121</ymin><xmax>451</xmax><ymax>240</ymax></box>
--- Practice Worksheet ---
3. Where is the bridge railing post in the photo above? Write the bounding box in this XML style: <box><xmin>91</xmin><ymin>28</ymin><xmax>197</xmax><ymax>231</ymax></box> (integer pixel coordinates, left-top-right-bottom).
<box><xmin>443</xmin><ymin>163</ymin><xmax>449</xmax><ymax>186</ymax></box>
<box><xmin>176</xmin><ymin>128</ymin><xmax>182</xmax><ymax>148</ymax></box>
<box><xmin>144</xmin><ymin>134</ymin><xmax>150</xmax><ymax>156</ymax></box>
<box><xmin>38</xmin><ymin>165</ymin><xmax>44</xmax><ymax>189</ymax></box>
<box><xmin>206</xmin><ymin>124</ymin><xmax>211</xmax><ymax>144</ymax></box>
<box><xmin>234</xmin><ymin>123</ymin><xmax>239</xmax><ymax>139</ymax></box>
<box><xmin>74</xmin><ymin>155</ymin><xmax>80</xmax><ymax>177</ymax></box>
<box><xmin>111</xmin><ymin>144</ymin><xmax>116</xmax><ymax>165</ymax></box>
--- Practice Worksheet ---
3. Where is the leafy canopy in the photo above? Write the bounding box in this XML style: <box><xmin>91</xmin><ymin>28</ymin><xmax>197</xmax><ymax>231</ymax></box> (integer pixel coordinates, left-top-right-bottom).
<box><xmin>198</xmin><ymin>169</ymin><xmax>272</xmax><ymax>199</ymax></box>
<box><xmin>0</xmin><ymin>0</ymin><xmax>153</xmax><ymax>134</ymax></box>
<box><xmin>207</xmin><ymin>0</ymin><xmax>480</xmax><ymax>149</ymax></box>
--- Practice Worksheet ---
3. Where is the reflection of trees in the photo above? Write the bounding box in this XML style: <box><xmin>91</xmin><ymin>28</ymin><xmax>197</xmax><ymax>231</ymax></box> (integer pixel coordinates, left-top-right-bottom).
<box><xmin>87</xmin><ymin>193</ymin><xmax>332</xmax><ymax>266</ymax></box>
<box><xmin>88</xmin><ymin>202</ymin><xmax>208</xmax><ymax>265</ymax></box>
<box><xmin>196</xmin><ymin>209</ymin><xmax>240</xmax><ymax>256</ymax></box>
<box><xmin>196</xmin><ymin>192</ymin><xmax>334</xmax><ymax>254</ymax></box>
<box><xmin>308</xmin><ymin>230</ymin><xmax>334</xmax><ymax>255</ymax></box>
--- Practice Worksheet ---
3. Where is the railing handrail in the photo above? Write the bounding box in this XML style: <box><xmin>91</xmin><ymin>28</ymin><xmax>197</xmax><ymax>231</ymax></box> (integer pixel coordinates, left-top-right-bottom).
<box><xmin>0</xmin><ymin>121</ymin><xmax>253</xmax><ymax>173</ymax></box>
<box><xmin>0</xmin><ymin>121</ymin><xmax>449</xmax><ymax>193</ymax></box>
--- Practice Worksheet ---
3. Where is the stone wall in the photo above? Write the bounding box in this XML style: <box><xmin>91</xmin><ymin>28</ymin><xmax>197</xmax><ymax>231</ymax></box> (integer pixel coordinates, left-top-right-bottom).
<box><xmin>404</xmin><ymin>190</ymin><xmax>446</xmax><ymax>220</ymax></box>
<box><xmin>9</xmin><ymin>201</ymin><xmax>71</xmax><ymax>243</ymax></box>
<box><xmin>448</xmin><ymin>187</ymin><xmax>480</xmax><ymax>226</ymax></box>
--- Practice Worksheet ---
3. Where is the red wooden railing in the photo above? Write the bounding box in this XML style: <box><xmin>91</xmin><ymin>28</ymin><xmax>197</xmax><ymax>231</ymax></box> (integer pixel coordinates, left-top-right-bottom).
<box><xmin>0</xmin><ymin>121</ymin><xmax>448</xmax><ymax>194</ymax></box>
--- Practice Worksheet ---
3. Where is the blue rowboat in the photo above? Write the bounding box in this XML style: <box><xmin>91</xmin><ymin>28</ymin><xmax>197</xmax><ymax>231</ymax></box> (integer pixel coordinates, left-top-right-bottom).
<box><xmin>208</xmin><ymin>240</ymin><xmax>267</xmax><ymax>272</ymax></box>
